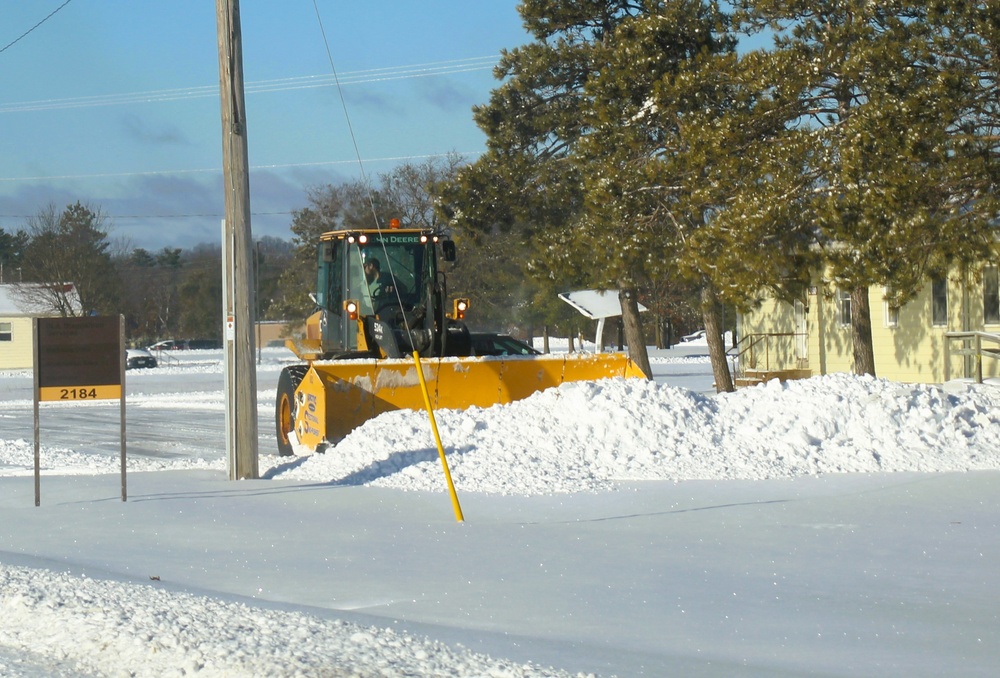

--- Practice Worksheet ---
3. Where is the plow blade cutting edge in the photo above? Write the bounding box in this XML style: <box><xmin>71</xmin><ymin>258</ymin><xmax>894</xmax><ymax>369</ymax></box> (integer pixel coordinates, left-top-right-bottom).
<box><xmin>289</xmin><ymin>352</ymin><xmax>646</xmax><ymax>452</ymax></box>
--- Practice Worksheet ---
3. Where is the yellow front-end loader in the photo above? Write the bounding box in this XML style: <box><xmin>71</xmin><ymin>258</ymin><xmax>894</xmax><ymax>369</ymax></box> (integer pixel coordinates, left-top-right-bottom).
<box><xmin>275</xmin><ymin>221</ymin><xmax>646</xmax><ymax>455</ymax></box>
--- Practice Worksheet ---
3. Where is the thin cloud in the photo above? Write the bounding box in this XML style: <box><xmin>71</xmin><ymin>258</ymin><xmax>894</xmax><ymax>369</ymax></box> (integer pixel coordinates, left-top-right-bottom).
<box><xmin>414</xmin><ymin>77</ymin><xmax>476</xmax><ymax>112</ymax></box>
<box><xmin>121</xmin><ymin>114</ymin><xmax>190</xmax><ymax>146</ymax></box>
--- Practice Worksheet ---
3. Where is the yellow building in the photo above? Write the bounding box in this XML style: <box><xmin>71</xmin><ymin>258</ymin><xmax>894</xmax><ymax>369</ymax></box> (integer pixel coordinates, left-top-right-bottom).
<box><xmin>0</xmin><ymin>283</ymin><xmax>84</xmax><ymax>370</ymax></box>
<box><xmin>737</xmin><ymin>264</ymin><xmax>1000</xmax><ymax>384</ymax></box>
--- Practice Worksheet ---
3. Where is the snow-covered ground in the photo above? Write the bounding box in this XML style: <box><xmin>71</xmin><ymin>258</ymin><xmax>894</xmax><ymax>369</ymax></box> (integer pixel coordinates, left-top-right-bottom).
<box><xmin>1</xmin><ymin>345</ymin><xmax>998</xmax><ymax>677</ymax></box>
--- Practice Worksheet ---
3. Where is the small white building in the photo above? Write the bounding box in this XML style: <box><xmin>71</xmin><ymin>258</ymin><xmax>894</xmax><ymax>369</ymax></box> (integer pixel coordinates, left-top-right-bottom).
<box><xmin>559</xmin><ymin>289</ymin><xmax>648</xmax><ymax>351</ymax></box>
<box><xmin>0</xmin><ymin>283</ymin><xmax>83</xmax><ymax>370</ymax></box>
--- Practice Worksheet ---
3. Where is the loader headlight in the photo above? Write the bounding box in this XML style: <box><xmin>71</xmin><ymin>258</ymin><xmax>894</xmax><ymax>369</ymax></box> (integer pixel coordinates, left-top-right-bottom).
<box><xmin>344</xmin><ymin>299</ymin><xmax>360</xmax><ymax>320</ymax></box>
<box><xmin>452</xmin><ymin>298</ymin><xmax>469</xmax><ymax>320</ymax></box>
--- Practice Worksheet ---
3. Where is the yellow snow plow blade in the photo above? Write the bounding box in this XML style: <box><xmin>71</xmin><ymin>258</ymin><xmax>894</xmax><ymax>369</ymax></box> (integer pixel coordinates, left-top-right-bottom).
<box><xmin>291</xmin><ymin>353</ymin><xmax>646</xmax><ymax>451</ymax></box>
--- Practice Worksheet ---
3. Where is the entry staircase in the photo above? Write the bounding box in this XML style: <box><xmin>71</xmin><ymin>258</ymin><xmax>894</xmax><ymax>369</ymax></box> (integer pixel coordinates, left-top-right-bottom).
<box><xmin>729</xmin><ymin>332</ymin><xmax>810</xmax><ymax>387</ymax></box>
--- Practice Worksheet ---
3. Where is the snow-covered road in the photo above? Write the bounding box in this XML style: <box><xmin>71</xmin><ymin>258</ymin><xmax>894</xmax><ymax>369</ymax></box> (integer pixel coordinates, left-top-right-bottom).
<box><xmin>1</xmin><ymin>345</ymin><xmax>998</xmax><ymax>677</ymax></box>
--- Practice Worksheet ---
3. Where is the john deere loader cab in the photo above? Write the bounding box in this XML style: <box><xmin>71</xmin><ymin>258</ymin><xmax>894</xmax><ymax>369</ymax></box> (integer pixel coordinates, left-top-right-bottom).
<box><xmin>292</xmin><ymin>225</ymin><xmax>470</xmax><ymax>361</ymax></box>
<box><xmin>276</xmin><ymin>221</ymin><xmax>647</xmax><ymax>457</ymax></box>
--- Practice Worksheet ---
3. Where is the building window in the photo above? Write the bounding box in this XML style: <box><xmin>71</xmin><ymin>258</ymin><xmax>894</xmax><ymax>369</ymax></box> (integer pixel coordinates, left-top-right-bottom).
<box><xmin>985</xmin><ymin>266</ymin><xmax>1000</xmax><ymax>325</ymax></box>
<box><xmin>0</xmin><ymin>322</ymin><xmax>11</xmax><ymax>342</ymax></box>
<box><xmin>883</xmin><ymin>295</ymin><xmax>899</xmax><ymax>328</ymax></box>
<box><xmin>839</xmin><ymin>290</ymin><xmax>851</xmax><ymax>326</ymax></box>
<box><xmin>932</xmin><ymin>277</ymin><xmax>948</xmax><ymax>326</ymax></box>
<box><xmin>883</xmin><ymin>286</ymin><xmax>899</xmax><ymax>328</ymax></box>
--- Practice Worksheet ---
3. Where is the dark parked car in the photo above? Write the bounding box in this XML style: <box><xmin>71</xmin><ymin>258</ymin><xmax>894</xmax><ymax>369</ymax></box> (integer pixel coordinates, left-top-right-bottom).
<box><xmin>469</xmin><ymin>333</ymin><xmax>541</xmax><ymax>357</ymax></box>
<box><xmin>186</xmin><ymin>339</ymin><xmax>222</xmax><ymax>350</ymax></box>
<box><xmin>126</xmin><ymin>348</ymin><xmax>158</xmax><ymax>370</ymax></box>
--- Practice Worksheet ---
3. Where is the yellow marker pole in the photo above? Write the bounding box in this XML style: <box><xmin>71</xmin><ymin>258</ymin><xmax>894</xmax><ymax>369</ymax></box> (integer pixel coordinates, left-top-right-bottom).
<box><xmin>412</xmin><ymin>351</ymin><xmax>464</xmax><ymax>522</ymax></box>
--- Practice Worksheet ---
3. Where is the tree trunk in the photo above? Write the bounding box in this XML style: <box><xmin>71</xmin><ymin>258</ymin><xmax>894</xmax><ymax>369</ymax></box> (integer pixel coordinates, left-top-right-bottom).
<box><xmin>850</xmin><ymin>285</ymin><xmax>876</xmax><ymax>376</ymax></box>
<box><xmin>619</xmin><ymin>287</ymin><xmax>652</xmax><ymax>379</ymax></box>
<box><xmin>701</xmin><ymin>286</ymin><xmax>734</xmax><ymax>393</ymax></box>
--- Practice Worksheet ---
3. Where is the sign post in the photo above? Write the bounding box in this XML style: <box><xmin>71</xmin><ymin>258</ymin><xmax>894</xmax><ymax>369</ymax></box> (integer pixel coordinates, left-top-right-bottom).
<box><xmin>33</xmin><ymin>315</ymin><xmax>126</xmax><ymax>506</ymax></box>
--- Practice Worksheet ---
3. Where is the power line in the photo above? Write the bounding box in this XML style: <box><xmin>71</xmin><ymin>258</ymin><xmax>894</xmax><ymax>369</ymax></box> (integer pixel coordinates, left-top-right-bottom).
<box><xmin>0</xmin><ymin>0</ymin><xmax>76</xmax><ymax>55</ymax></box>
<box><xmin>0</xmin><ymin>55</ymin><xmax>499</xmax><ymax>114</ymax></box>
<box><xmin>0</xmin><ymin>211</ymin><xmax>291</xmax><ymax>242</ymax></box>
<box><xmin>0</xmin><ymin>151</ymin><xmax>479</xmax><ymax>184</ymax></box>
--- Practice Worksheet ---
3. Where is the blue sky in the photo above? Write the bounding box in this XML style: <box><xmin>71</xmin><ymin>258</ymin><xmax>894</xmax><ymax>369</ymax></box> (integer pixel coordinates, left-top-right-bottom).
<box><xmin>0</xmin><ymin>2</ymin><xmax>531</xmax><ymax>250</ymax></box>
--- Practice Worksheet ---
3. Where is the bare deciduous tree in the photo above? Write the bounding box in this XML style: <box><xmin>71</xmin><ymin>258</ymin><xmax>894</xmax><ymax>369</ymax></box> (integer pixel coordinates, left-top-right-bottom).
<box><xmin>13</xmin><ymin>202</ymin><xmax>122</xmax><ymax>317</ymax></box>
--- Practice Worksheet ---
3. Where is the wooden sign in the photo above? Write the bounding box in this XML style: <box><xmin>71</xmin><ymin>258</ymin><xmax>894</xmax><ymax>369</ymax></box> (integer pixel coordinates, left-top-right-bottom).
<box><xmin>35</xmin><ymin>316</ymin><xmax>122</xmax><ymax>401</ymax></box>
<box><xmin>32</xmin><ymin>315</ymin><xmax>127</xmax><ymax>505</ymax></box>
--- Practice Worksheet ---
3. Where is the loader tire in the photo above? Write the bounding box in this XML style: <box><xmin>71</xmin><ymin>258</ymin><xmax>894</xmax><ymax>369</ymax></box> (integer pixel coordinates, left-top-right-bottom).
<box><xmin>275</xmin><ymin>365</ymin><xmax>308</xmax><ymax>457</ymax></box>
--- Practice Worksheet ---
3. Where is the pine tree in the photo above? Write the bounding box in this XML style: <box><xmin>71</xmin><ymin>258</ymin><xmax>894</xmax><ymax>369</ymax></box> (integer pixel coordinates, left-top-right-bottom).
<box><xmin>735</xmin><ymin>0</ymin><xmax>998</xmax><ymax>375</ymax></box>
<box><xmin>445</xmin><ymin>0</ymin><xmax>744</xmax><ymax>381</ymax></box>
<box><xmin>926</xmin><ymin>2</ymin><xmax>999</xmax><ymax>258</ymax></box>
<box><xmin>0</xmin><ymin>227</ymin><xmax>28</xmax><ymax>283</ymax></box>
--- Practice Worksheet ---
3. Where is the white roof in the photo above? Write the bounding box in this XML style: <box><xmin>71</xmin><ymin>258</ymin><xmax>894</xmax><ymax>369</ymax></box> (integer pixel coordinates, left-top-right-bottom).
<box><xmin>0</xmin><ymin>283</ymin><xmax>83</xmax><ymax>316</ymax></box>
<box><xmin>558</xmin><ymin>289</ymin><xmax>648</xmax><ymax>320</ymax></box>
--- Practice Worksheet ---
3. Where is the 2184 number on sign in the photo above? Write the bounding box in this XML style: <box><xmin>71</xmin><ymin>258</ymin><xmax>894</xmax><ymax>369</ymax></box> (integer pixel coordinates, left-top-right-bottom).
<box><xmin>38</xmin><ymin>385</ymin><xmax>121</xmax><ymax>402</ymax></box>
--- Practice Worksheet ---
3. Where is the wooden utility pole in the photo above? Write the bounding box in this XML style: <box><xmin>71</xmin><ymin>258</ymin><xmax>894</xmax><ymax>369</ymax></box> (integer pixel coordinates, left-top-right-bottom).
<box><xmin>216</xmin><ymin>0</ymin><xmax>259</xmax><ymax>479</ymax></box>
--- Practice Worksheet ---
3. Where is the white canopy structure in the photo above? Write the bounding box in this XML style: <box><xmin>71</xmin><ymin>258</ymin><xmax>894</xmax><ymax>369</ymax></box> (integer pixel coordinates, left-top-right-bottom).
<box><xmin>558</xmin><ymin>289</ymin><xmax>647</xmax><ymax>352</ymax></box>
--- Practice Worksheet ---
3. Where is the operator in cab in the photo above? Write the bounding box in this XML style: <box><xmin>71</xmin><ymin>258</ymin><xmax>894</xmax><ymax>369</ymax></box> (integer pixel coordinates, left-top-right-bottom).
<box><xmin>364</xmin><ymin>257</ymin><xmax>395</xmax><ymax>301</ymax></box>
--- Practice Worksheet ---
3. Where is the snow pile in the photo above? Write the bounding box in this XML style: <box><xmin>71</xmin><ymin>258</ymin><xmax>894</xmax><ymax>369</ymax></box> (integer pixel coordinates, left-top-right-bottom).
<box><xmin>274</xmin><ymin>373</ymin><xmax>1000</xmax><ymax>494</ymax></box>
<box><xmin>0</xmin><ymin>564</ymin><xmax>583</xmax><ymax>678</ymax></box>
<box><xmin>3</xmin><ymin>369</ymin><xmax>997</xmax><ymax>494</ymax></box>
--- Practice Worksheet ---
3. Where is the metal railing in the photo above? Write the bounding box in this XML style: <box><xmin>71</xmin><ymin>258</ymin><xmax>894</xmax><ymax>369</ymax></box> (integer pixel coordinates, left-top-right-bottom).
<box><xmin>728</xmin><ymin>332</ymin><xmax>807</xmax><ymax>384</ymax></box>
<box><xmin>944</xmin><ymin>331</ymin><xmax>1000</xmax><ymax>383</ymax></box>
<box><xmin>148</xmin><ymin>348</ymin><xmax>180</xmax><ymax>366</ymax></box>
